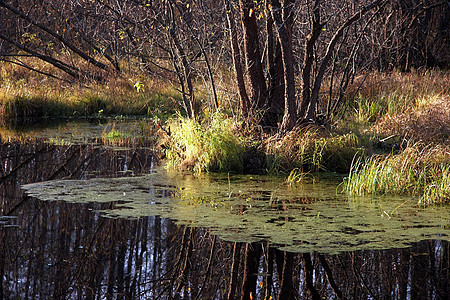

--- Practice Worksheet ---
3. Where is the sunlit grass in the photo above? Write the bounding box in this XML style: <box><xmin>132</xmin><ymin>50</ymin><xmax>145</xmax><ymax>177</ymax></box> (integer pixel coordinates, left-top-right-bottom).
<box><xmin>0</xmin><ymin>58</ymin><xmax>182</xmax><ymax>121</ymax></box>
<box><xmin>165</xmin><ymin>112</ymin><xmax>245</xmax><ymax>174</ymax></box>
<box><xmin>286</xmin><ymin>168</ymin><xmax>315</xmax><ymax>184</ymax></box>
<box><xmin>102</xmin><ymin>129</ymin><xmax>132</xmax><ymax>144</ymax></box>
<box><xmin>344</xmin><ymin>144</ymin><xmax>450</xmax><ymax>205</ymax></box>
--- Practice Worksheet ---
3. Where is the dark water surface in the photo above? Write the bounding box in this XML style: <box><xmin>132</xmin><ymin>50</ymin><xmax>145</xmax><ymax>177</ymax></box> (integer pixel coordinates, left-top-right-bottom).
<box><xmin>0</xmin><ymin>121</ymin><xmax>448</xmax><ymax>299</ymax></box>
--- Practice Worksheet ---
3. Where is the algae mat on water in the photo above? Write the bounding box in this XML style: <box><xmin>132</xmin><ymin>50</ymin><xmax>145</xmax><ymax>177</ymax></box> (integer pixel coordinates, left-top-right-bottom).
<box><xmin>22</xmin><ymin>167</ymin><xmax>449</xmax><ymax>254</ymax></box>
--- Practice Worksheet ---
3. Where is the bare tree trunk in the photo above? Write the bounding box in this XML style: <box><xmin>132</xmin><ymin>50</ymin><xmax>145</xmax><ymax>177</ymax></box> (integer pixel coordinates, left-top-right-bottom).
<box><xmin>306</xmin><ymin>0</ymin><xmax>387</xmax><ymax>121</ymax></box>
<box><xmin>167</xmin><ymin>1</ymin><xmax>197</xmax><ymax>119</ymax></box>
<box><xmin>270</xmin><ymin>0</ymin><xmax>297</xmax><ymax>131</ymax></box>
<box><xmin>226</xmin><ymin>0</ymin><xmax>250</xmax><ymax>115</ymax></box>
<box><xmin>298</xmin><ymin>0</ymin><xmax>323</xmax><ymax>120</ymax></box>
<box><xmin>239</xmin><ymin>0</ymin><xmax>267</xmax><ymax>112</ymax></box>
<box><xmin>266</xmin><ymin>8</ymin><xmax>285</xmax><ymax>126</ymax></box>
<box><xmin>170</xmin><ymin>0</ymin><xmax>218</xmax><ymax>112</ymax></box>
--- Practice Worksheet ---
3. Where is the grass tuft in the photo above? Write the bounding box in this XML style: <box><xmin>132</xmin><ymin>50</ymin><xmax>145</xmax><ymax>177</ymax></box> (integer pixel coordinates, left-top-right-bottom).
<box><xmin>344</xmin><ymin>143</ymin><xmax>450</xmax><ymax>205</ymax></box>
<box><xmin>165</xmin><ymin>113</ymin><xmax>245</xmax><ymax>174</ymax></box>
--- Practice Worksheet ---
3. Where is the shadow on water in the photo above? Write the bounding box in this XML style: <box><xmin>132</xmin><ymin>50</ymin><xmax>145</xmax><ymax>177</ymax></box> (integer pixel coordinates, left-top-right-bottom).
<box><xmin>0</xmin><ymin>123</ymin><xmax>449</xmax><ymax>299</ymax></box>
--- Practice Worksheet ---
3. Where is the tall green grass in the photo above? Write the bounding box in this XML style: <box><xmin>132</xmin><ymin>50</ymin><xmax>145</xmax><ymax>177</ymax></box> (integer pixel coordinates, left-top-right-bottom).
<box><xmin>344</xmin><ymin>144</ymin><xmax>450</xmax><ymax>205</ymax></box>
<box><xmin>165</xmin><ymin>113</ymin><xmax>245</xmax><ymax>174</ymax></box>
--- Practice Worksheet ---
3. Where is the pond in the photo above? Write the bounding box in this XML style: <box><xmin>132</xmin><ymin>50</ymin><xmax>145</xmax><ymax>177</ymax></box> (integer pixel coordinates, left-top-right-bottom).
<box><xmin>1</xmin><ymin>119</ymin><xmax>448</xmax><ymax>299</ymax></box>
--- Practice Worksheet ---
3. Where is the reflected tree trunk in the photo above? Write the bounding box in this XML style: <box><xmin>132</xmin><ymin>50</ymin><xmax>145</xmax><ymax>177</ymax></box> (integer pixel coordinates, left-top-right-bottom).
<box><xmin>319</xmin><ymin>254</ymin><xmax>343</xmax><ymax>299</ymax></box>
<box><xmin>275</xmin><ymin>250</ymin><xmax>296</xmax><ymax>299</ymax></box>
<box><xmin>398</xmin><ymin>249</ymin><xmax>410</xmax><ymax>300</ymax></box>
<box><xmin>411</xmin><ymin>242</ymin><xmax>429</xmax><ymax>299</ymax></box>
<box><xmin>0</xmin><ymin>230</ymin><xmax>5</xmax><ymax>300</ymax></box>
<box><xmin>227</xmin><ymin>242</ymin><xmax>241</xmax><ymax>300</ymax></box>
<box><xmin>302</xmin><ymin>253</ymin><xmax>321</xmax><ymax>300</ymax></box>
<box><xmin>54</xmin><ymin>206</ymin><xmax>71</xmax><ymax>298</ymax></box>
<box><xmin>240</xmin><ymin>243</ymin><xmax>261</xmax><ymax>300</ymax></box>
<box><xmin>107</xmin><ymin>221</ymin><xmax>118</xmax><ymax>299</ymax></box>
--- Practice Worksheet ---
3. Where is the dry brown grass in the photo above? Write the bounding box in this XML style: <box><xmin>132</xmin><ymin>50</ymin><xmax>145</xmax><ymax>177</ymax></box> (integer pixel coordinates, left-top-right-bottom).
<box><xmin>0</xmin><ymin>57</ymin><xmax>182</xmax><ymax>120</ymax></box>
<box><xmin>264</xmin><ymin>125</ymin><xmax>363</xmax><ymax>173</ymax></box>
<box><xmin>374</xmin><ymin>94</ymin><xmax>450</xmax><ymax>143</ymax></box>
<box><xmin>352</xmin><ymin>69</ymin><xmax>449</xmax><ymax>107</ymax></box>
<box><xmin>341</xmin><ymin>69</ymin><xmax>449</xmax><ymax>144</ymax></box>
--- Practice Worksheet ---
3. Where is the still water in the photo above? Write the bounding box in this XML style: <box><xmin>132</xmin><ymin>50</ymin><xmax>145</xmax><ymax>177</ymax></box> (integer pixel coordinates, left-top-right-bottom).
<box><xmin>1</xmin><ymin>119</ymin><xmax>448</xmax><ymax>299</ymax></box>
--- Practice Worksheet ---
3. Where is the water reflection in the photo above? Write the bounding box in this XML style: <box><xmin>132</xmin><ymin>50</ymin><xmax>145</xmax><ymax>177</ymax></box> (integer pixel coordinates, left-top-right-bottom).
<box><xmin>0</xmin><ymin>140</ymin><xmax>156</xmax><ymax>215</ymax></box>
<box><xmin>0</xmin><ymin>117</ymin><xmax>153</xmax><ymax>144</ymax></box>
<box><xmin>0</xmin><ymin>140</ymin><xmax>449</xmax><ymax>299</ymax></box>
<box><xmin>1</xmin><ymin>199</ymin><xmax>448</xmax><ymax>299</ymax></box>
<box><xmin>22</xmin><ymin>170</ymin><xmax>450</xmax><ymax>254</ymax></box>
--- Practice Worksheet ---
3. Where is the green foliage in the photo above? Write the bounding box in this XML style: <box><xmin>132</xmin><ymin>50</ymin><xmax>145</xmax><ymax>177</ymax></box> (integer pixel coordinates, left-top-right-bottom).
<box><xmin>104</xmin><ymin>129</ymin><xmax>131</xmax><ymax>141</ymax></box>
<box><xmin>166</xmin><ymin>113</ymin><xmax>245</xmax><ymax>174</ymax></box>
<box><xmin>344</xmin><ymin>144</ymin><xmax>450</xmax><ymax>205</ymax></box>
<box><xmin>286</xmin><ymin>168</ymin><xmax>314</xmax><ymax>184</ymax></box>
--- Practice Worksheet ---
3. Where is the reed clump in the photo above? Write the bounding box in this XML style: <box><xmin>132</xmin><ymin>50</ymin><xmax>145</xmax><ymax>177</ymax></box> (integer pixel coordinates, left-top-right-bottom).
<box><xmin>344</xmin><ymin>143</ymin><xmax>450</xmax><ymax>205</ymax></box>
<box><xmin>165</xmin><ymin>113</ymin><xmax>245</xmax><ymax>174</ymax></box>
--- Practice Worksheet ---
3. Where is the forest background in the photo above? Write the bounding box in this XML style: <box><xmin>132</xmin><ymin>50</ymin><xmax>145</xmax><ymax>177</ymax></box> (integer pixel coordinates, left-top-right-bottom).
<box><xmin>0</xmin><ymin>0</ymin><xmax>449</xmax><ymax>204</ymax></box>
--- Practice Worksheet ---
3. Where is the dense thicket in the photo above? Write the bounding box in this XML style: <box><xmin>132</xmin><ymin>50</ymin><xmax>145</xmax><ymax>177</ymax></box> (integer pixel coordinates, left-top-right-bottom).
<box><xmin>1</xmin><ymin>0</ymin><xmax>448</xmax><ymax>129</ymax></box>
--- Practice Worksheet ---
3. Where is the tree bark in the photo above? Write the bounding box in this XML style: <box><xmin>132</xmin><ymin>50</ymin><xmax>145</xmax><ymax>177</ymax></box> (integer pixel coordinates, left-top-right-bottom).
<box><xmin>226</xmin><ymin>0</ymin><xmax>250</xmax><ymax>115</ymax></box>
<box><xmin>298</xmin><ymin>0</ymin><xmax>323</xmax><ymax>120</ymax></box>
<box><xmin>266</xmin><ymin>9</ymin><xmax>285</xmax><ymax>126</ymax></box>
<box><xmin>239</xmin><ymin>0</ymin><xmax>267</xmax><ymax>112</ymax></box>
<box><xmin>270</xmin><ymin>0</ymin><xmax>297</xmax><ymax>131</ymax></box>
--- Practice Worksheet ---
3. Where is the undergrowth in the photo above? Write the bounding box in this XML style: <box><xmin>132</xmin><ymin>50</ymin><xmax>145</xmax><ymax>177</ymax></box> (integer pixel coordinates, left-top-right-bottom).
<box><xmin>2</xmin><ymin>60</ymin><xmax>449</xmax><ymax>206</ymax></box>
<box><xmin>341</xmin><ymin>69</ymin><xmax>449</xmax><ymax>144</ymax></box>
<box><xmin>265</xmin><ymin>127</ymin><xmax>364</xmax><ymax>174</ymax></box>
